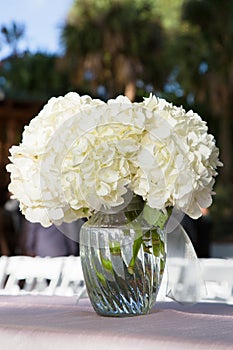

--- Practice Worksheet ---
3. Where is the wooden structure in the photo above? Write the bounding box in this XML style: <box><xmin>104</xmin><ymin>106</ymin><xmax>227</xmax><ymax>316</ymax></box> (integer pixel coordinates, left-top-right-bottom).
<box><xmin>0</xmin><ymin>98</ymin><xmax>44</xmax><ymax>193</ymax></box>
<box><xmin>0</xmin><ymin>98</ymin><xmax>45</xmax><ymax>255</ymax></box>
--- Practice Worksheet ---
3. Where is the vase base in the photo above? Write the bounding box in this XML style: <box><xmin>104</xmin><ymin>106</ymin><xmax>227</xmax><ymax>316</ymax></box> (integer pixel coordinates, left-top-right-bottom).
<box><xmin>93</xmin><ymin>307</ymin><xmax>152</xmax><ymax>317</ymax></box>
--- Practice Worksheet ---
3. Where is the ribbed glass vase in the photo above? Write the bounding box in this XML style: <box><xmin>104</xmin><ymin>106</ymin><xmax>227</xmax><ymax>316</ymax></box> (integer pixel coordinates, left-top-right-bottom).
<box><xmin>80</xmin><ymin>197</ymin><xmax>166</xmax><ymax>317</ymax></box>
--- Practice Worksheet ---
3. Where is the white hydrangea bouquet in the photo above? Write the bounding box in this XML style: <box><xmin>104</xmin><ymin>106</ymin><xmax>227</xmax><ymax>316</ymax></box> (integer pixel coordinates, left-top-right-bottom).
<box><xmin>7</xmin><ymin>93</ymin><xmax>221</xmax><ymax>228</ymax></box>
<box><xmin>7</xmin><ymin>93</ymin><xmax>222</xmax><ymax>313</ymax></box>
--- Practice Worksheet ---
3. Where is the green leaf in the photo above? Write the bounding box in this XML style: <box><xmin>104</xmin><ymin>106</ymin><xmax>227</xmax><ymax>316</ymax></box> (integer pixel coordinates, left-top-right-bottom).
<box><xmin>152</xmin><ymin>229</ymin><xmax>165</xmax><ymax>257</ymax></box>
<box><xmin>92</xmin><ymin>258</ymin><xmax>107</xmax><ymax>287</ymax></box>
<box><xmin>109</xmin><ymin>241</ymin><xmax>122</xmax><ymax>256</ymax></box>
<box><xmin>96</xmin><ymin>270</ymin><xmax>107</xmax><ymax>287</ymax></box>
<box><xmin>142</xmin><ymin>204</ymin><xmax>172</xmax><ymax>229</ymax></box>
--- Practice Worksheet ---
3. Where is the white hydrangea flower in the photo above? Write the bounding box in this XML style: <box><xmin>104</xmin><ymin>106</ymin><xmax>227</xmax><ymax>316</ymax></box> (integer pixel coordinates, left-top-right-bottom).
<box><xmin>6</xmin><ymin>92</ymin><xmax>222</xmax><ymax>227</ymax></box>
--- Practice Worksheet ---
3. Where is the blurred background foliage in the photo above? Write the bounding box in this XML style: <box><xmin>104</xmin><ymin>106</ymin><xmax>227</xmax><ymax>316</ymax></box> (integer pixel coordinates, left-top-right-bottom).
<box><xmin>0</xmin><ymin>0</ymin><xmax>232</xmax><ymax>242</ymax></box>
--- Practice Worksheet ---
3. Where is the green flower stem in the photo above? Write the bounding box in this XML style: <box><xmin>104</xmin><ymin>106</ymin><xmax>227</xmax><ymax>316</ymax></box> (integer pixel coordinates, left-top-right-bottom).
<box><xmin>101</xmin><ymin>200</ymin><xmax>172</xmax><ymax>276</ymax></box>
<box><xmin>93</xmin><ymin>259</ymin><xmax>107</xmax><ymax>286</ymax></box>
<box><xmin>128</xmin><ymin>234</ymin><xmax>143</xmax><ymax>275</ymax></box>
<box><xmin>100</xmin><ymin>251</ymin><xmax>114</xmax><ymax>274</ymax></box>
<box><xmin>126</xmin><ymin>205</ymin><xmax>172</xmax><ymax>275</ymax></box>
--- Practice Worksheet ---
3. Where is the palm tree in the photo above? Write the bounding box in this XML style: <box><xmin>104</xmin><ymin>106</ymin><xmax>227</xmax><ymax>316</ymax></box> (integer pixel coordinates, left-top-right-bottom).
<box><xmin>60</xmin><ymin>0</ymin><xmax>169</xmax><ymax>101</ymax></box>
<box><xmin>1</xmin><ymin>21</ymin><xmax>25</xmax><ymax>57</ymax></box>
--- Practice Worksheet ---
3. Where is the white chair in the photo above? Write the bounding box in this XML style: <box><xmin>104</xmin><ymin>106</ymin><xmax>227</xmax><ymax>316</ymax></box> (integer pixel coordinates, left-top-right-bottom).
<box><xmin>55</xmin><ymin>256</ymin><xmax>87</xmax><ymax>298</ymax></box>
<box><xmin>200</xmin><ymin>258</ymin><xmax>233</xmax><ymax>303</ymax></box>
<box><xmin>157</xmin><ymin>258</ymin><xmax>184</xmax><ymax>301</ymax></box>
<box><xmin>0</xmin><ymin>256</ymin><xmax>8</xmax><ymax>289</ymax></box>
<box><xmin>158</xmin><ymin>257</ymin><xmax>204</xmax><ymax>303</ymax></box>
<box><xmin>1</xmin><ymin>256</ymin><xmax>64</xmax><ymax>295</ymax></box>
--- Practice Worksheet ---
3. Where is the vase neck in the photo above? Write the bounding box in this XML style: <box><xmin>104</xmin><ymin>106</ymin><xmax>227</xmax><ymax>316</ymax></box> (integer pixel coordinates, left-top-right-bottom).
<box><xmin>88</xmin><ymin>195</ymin><xmax>145</xmax><ymax>227</ymax></box>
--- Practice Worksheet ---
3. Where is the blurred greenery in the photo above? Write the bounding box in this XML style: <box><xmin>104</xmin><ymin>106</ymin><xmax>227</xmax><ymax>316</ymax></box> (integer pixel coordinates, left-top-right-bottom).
<box><xmin>0</xmin><ymin>0</ymin><xmax>232</xmax><ymax>241</ymax></box>
<box><xmin>211</xmin><ymin>183</ymin><xmax>233</xmax><ymax>241</ymax></box>
<box><xmin>0</xmin><ymin>52</ymin><xmax>71</xmax><ymax>100</ymax></box>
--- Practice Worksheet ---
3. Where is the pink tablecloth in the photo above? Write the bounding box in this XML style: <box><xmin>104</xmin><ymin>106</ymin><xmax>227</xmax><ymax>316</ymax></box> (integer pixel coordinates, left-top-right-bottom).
<box><xmin>0</xmin><ymin>295</ymin><xmax>232</xmax><ymax>350</ymax></box>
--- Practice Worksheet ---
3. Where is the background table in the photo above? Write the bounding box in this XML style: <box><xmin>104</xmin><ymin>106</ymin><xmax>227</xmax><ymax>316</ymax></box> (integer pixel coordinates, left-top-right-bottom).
<box><xmin>0</xmin><ymin>295</ymin><xmax>232</xmax><ymax>349</ymax></box>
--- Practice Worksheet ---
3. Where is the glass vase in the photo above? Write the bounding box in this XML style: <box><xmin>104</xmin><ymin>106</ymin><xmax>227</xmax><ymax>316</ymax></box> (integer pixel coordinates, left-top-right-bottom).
<box><xmin>80</xmin><ymin>198</ymin><xmax>166</xmax><ymax>317</ymax></box>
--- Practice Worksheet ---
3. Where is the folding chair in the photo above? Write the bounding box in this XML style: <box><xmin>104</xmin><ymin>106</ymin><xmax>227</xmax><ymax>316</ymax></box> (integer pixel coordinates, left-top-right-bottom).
<box><xmin>200</xmin><ymin>258</ymin><xmax>233</xmax><ymax>303</ymax></box>
<box><xmin>0</xmin><ymin>256</ymin><xmax>8</xmax><ymax>289</ymax></box>
<box><xmin>2</xmin><ymin>255</ymin><xmax>64</xmax><ymax>295</ymax></box>
<box><xmin>55</xmin><ymin>256</ymin><xmax>87</xmax><ymax>298</ymax></box>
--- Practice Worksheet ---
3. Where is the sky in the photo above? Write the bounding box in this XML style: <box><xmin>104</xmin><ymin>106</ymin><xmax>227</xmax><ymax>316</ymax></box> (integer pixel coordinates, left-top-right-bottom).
<box><xmin>0</xmin><ymin>0</ymin><xmax>74</xmax><ymax>58</ymax></box>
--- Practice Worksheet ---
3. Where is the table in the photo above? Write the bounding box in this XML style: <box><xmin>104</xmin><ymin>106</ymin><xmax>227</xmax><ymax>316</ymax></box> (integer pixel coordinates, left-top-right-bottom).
<box><xmin>0</xmin><ymin>295</ymin><xmax>232</xmax><ymax>350</ymax></box>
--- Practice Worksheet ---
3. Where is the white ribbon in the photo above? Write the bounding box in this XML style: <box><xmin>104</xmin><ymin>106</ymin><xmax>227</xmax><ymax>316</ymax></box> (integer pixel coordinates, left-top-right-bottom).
<box><xmin>165</xmin><ymin>223</ymin><xmax>206</xmax><ymax>303</ymax></box>
<box><xmin>141</xmin><ymin>203</ymin><xmax>207</xmax><ymax>303</ymax></box>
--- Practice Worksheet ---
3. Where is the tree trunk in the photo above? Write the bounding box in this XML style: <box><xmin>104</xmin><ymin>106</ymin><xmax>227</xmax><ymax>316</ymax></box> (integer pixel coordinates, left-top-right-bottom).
<box><xmin>124</xmin><ymin>81</ymin><xmax>136</xmax><ymax>101</ymax></box>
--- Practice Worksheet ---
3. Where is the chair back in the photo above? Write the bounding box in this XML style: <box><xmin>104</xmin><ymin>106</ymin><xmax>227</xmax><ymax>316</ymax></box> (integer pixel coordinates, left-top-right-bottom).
<box><xmin>2</xmin><ymin>256</ymin><xmax>64</xmax><ymax>295</ymax></box>
<box><xmin>55</xmin><ymin>256</ymin><xmax>86</xmax><ymax>298</ymax></box>
<box><xmin>200</xmin><ymin>258</ymin><xmax>233</xmax><ymax>303</ymax></box>
<box><xmin>0</xmin><ymin>256</ymin><xmax>8</xmax><ymax>289</ymax></box>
